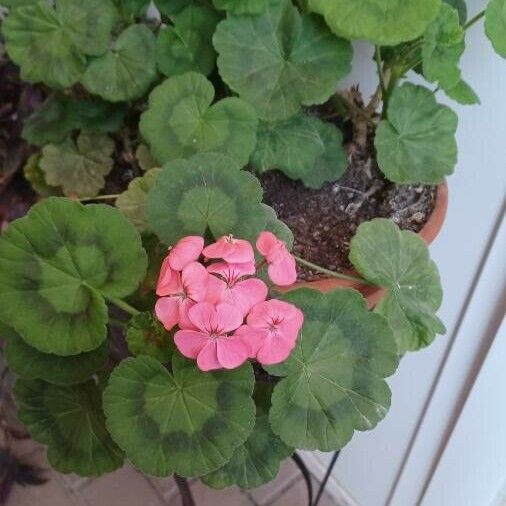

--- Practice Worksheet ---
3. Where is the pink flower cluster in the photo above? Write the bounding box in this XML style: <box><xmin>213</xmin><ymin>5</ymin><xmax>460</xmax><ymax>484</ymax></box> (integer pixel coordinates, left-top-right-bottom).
<box><xmin>154</xmin><ymin>233</ymin><xmax>303</xmax><ymax>372</ymax></box>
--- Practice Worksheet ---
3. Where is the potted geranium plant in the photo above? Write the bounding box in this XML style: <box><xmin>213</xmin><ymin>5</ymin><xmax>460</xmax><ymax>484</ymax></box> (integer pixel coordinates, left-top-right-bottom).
<box><xmin>0</xmin><ymin>0</ymin><xmax>504</xmax><ymax>503</ymax></box>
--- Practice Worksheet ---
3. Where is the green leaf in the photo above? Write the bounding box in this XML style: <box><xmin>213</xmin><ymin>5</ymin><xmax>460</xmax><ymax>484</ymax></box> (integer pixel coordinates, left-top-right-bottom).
<box><xmin>154</xmin><ymin>0</ymin><xmax>211</xmax><ymax>17</ymax></box>
<box><xmin>116</xmin><ymin>169</ymin><xmax>161</xmax><ymax>233</ymax></box>
<box><xmin>156</xmin><ymin>6</ymin><xmax>219</xmax><ymax>77</ymax></box>
<box><xmin>212</xmin><ymin>0</ymin><xmax>275</xmax><ymax>14</ymax></box>
<box><xmin>0</xmin><ymin>0</ymin><xmax>41</xmax><ymax>7</ymax></box>
<box><xmin>262</xmin><ymin>204</ymin><xmax>294</xmax><ymax>250</ymax></box>
<box><xmin>22</xmin><ymin>94</ymin><xmax>126</xmax><ymax>147</ymax></box>
<box><xmin>422</xmin><ymin>3</ymin><xmax>465</xmax><ymax>91</ymax></box>
<box><xmin>266</xmin><ymin>288</ymin><xmax>398</xmax><ymax>451</ymax></box>
<box><xmin>115</xmin><ymin>0</ymin><xmax>150</xmax><ymax>15</ymax></box>
<box><xmin>349</xmin><ymin>218</ymin><xmax>446</xmax><ymax>353</ymax></box>
<box><xmin>146</xmin><ymin>153</ymin><xmax>266</xmax><ymax>244</ymax></box>
<box><xmin>2</xmin><ymin>323</ymin><xmax>108</xmax><ymax>385</ymax></box>
<box><xmin>2</xmin><ymin>0</ymin><xmax>118</xmax><ymax>87</ymax></box>
<box><xmin>23</xmin><ymin>154</ymin><xmax>61</xmax><ymax>197</ymax></box>
<box><xmin>308</xmin><ymin>0</ymin><xmax>441</xmax><ymax>46</ymax></box>
<box><xmin>485</xmin><ymin>0</ymin><xmax>506</xmax><ymax>58</ymax></box>
<box><xmin>0</xmin><ymin>198</ymin><xmax>147</xmax><ymax>356</ymax></box>
<box><xmin>82</xmin><ymin>25</ymin><xmax>157</xmax><ymax>102</ymax></box>
<box><xmin>213</xmin><ymin>0</ymin><xmax>352</xmax><ymax>121</ymax></box>
<box><xmin>103</xmin><ymin>354</ymin><xmax>256</xmax><ymax>477</ymax></box>
<box><xmin>40</xmin><ymin>133</ymin><xmax>115</xmax><ymax>198</ymax></box>
<box><xmin>14</xmin><ymin>378</ymin><xmax>123</xmax><ymax>476</ymax></box>
<box><xmin>126</xmin><ymin>312</ymin><xmax>174</xmax><ymax>363</ymax></box>
<box><xmin>444</xmin><ymin>78</ymin><xmax>480</xmax><ymax>105</ymax></box>
<box><xmin>140</xmin><ymin>72</ymin><xmax>258</xmax><ymax>166</ymax></box>
<box><xmin>375</xmin><ymin>83</ymin><xmax>458</xmax><ymax>184</ymax></box>
<box><xmin>443</xmin><ymin>0</ymin><xmax>467</xmax><ymax>24</ymax></box>
<box><xmin>136</xmin><ymin>145</ymin><xmax>158</xmax><ymax>172</ymax></box>
<box><xmin>202</xmin><ymin>413</ymin><xmax>292</xmax><ymax>489</ymax></box>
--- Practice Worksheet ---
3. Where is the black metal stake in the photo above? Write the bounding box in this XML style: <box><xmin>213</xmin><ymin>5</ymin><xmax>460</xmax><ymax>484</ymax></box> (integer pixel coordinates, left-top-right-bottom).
<box><xmin>313</xmin><ymin>451</ymin><xmax>341</xmax><ymax>506</ymax></box>
<box><xmin>174</xmin><ymin>475</ymin><xmax>196</xmax><ymax>506</ymax></box>
<box><xmin>291</xmin><ymin>452</ymin><xmax>314</xmax><ymax>506</ymax></box>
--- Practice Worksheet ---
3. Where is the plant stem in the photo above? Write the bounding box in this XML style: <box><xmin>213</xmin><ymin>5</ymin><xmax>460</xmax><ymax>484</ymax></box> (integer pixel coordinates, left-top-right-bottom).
<box><xmin>375</xmin><ymin>46</ymin><xmax>387</xmax><ymax>98</ymax></box>
<box><xmin>108</xmin><ymin>317</ymin><xmax>127</xmax><ymax>328</ymax></box>
<box><xmin>107</xmin><ymin>297</ymin><xmax>140</xmax><ymax>316</ymax></box>
<box><xmin>464</xmin><ymin>10</ymin><xmax>485</xmax><ymax>30</ymax></box>
<box><xmin>293</xmin><ymin>255</ymin><xmax>370</xmax><ymax>285</ymax></box>
<box><xmin>79</xmin><ymin>194</ymin><xmax>120</xmax><ymax>203</ymax></box>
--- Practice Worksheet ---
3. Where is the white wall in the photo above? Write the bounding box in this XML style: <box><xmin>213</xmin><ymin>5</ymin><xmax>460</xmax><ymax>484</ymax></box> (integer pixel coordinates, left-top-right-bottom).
<box><xmin>307</xmin><ymin>2</ymin><xmax>506</xmax><ymax>504</ymax></box>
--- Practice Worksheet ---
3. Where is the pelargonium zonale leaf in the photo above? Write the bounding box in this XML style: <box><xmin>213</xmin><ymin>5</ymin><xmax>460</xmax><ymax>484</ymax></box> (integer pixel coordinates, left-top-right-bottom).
<box><xmin>485</xmin><ymin>0</ymin><xmax>506</xmax><ymax>58</ymax></box>
<box><xmin>212</xmin><ymin>0</ymin><xmax>275</xmax><ymax>14</ymax></box>
<box><xmin>0</xmin><ymin>198</ymin><xmax>147</xmax><ymax>356</ymax></box>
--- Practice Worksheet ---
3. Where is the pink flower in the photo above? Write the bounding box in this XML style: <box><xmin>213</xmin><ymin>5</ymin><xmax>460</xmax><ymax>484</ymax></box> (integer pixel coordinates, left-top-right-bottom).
<box><xmin>207</xmin><ymin>262</ymin><xmax>268</xmax><ymax>317</ymax></box>
<box><xmin>156</xmin><ymin>236</ymin><xmax>204</xmax><ymax>296</ymax></box>
<box><xmin>203</xmin><ymin>235</ymin><xmax>254</xmax><ymax>264</ymax></box>
<box><xmin>235</xmin><ymin>300</ymin><xmax>303</xmax><ymax>365</ymax></box>
<box><xmin>256</xmin><ymin>231</ymin><xmax>297</xmax><ymax>286</ymax></box>
<box><xmin>174</xmin><ymin>302</ymin><xmax>249</xmax><ymax>371</ymax></box>
<box><xmin>155</xmin><ymin>262</ymin><xmax>209</xmax><ymax>331</ymax></box>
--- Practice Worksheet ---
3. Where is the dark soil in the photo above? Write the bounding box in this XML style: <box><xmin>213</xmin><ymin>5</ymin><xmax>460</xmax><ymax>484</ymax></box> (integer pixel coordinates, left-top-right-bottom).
<box><xmin>260</xmin><ymin>147</ymin><xmax>437</xmax><ymax>281</ymax></box>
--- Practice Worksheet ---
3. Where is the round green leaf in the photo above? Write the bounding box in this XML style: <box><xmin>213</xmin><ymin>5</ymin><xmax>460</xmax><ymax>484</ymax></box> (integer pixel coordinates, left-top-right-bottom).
<box><xmin>126</xmin><ymin>312</ymin><xmax>174</xmax><ymax>363</ymax></box>
<box><xmin>443</xmin><ymin>0</ymin><xmax>467</xmax><ymax>24</ymax></box>
<box><xmin>14</xmin><ymin>378</ymin><xmax>124</xmax><ymax>476</ymax></box>
<box><xmin>40</xmin><ymin>133</ymin><xmax>114</xmax><ymax>198</ymax></box>
<box><xmin>146</xmin><ymin>153</ymin><xmax>266</xmax><ymax>244</ymax></box>
<box><xmin>156</xmin><ymin>6</ymin><xmax>220</xmax><ymax>77</ymax></box>
<box><xmin>2</xmin><ymin>0</ymin><xmax>117</xmax><ymax>87</ymax></box>
<box><xmin>375</xmin><ymin>83</ymin><xmax>458</xmax><ymax>184</ymax></box>
<box><xmin>2</xmin><ymin>324</ymin><xmax>108</xmax><ymax>385</ymax></box>
<box><xmin>485</xmin><ymin>0</ymin><xmax>506</xmax><ymax>58</ymax></box>
<box><xmin>23</xmin><ymin>153</ymin><xmax>61</xmax><ymax>198</ymax></box>
<box><xmin>213</xmin><ymin>0</ymin><xmax>352</xmax><ymax>121</ymax></box>
<box><xmin>267</xmin><ymin>288</ymin><xmax>398</xmax><ymax>451</ymax></box>
<box><xmin>202</xmin><ymin>413</ymin><xmax>292</xmax><ymax>489</ymax></box>
<box><xmin>136</xmin><ymin>145</ymin><xmax>158</xmax><ymax>172</ymax></box>
<box><xmin>0</xmin><ymin>198</ymin><xmax>147</xmax><ymax>356</ymax></box>
<box><xmin>262</xmin><ymin>204</ymin><xmax>294</xmax><ymax>250</ymax></box>
<box><xmin>140</xmin><ymin>72</ymin><xmax>258</xmax><ymax>166</ymax></box>
<box><xmin>212</xmin><ymin>0</ymin><xmax>275</xmax><ymax>14</ymax></box>
<box><xmin>154</xmin><ymin>0</ymin><xmax>209</xmax><ymax>17</ymax></box>
<box><xmin>422</xmin><ymin>3</ymin><xmax>465</xmax><ymax>92</ymax></box>
<box><xmin>103</xmin><ymin>354</ymin><xmax>256</xmax><ymax>477</ymax></box>
<box><xmin>349</xmin><ymin>218</ymin><xmax>446</xmax><ymax>353</ymax></box>
<box><xmin>116</xmin><ymin>169</ymin><xmax>161</xmax><ymax>233</ymax></box>
<box><xmin>444</xmin><ymin>79</ymin><xmax>480</xmax><ymax>105</ymax></box>
<box><xmin>115</xmin><ymin>0</ymin><xmax>150</xmax><ymax>15</ymax></box>
<box><xmin>82</xmin><ymin>25</ymin><xmax>157</xmax><ymax>102</ymax></box>
<box><xmin>308</xmin><ymin>0</ymin><xmax>441</xmax><ymax>46</ymax></box>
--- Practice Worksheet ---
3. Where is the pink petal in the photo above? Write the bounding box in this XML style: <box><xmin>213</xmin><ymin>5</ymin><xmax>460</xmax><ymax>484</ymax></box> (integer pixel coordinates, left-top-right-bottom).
<box><xmin>234</xmin><ymin>325</ymin><xmax>266</xmax><ymax>358</ymax></box>
<box><xmin>233</xmin><ymin>278</ymin><xmax>268</xmax><ymax>314</ymax></box>
<box><xmin>187</xmin><ymin>302</ymin><xmax>218</xmax><ymax>333</ymax></box>
<box><xmin>197</xmin><ymin>341</ymin><xmax>221</xmax><ymax>371</ymax></box>
<box><xmin>203</xmin><ymin>236</ymin><xmax>254</xmax><ymax>264</ymax></box>
<box><xmin>156</xmin><ymin>256</ymin><xmax>180</xmax><ymax>296</ymax></box>
<box><xmin>207</xmin><ymin>261</ymin><xmax>256</xmax><ymax>280</ymax></box>
<box><xmin>155</xmin><ymin>297</ymin><xmax>180</xmax><ymax>331</ymax></box>
<box><xmin>278</xmin><ymin>306</ymin><xmax>304</xmax><ymax>342</ymax></box>
<box><xmin>182</xmin><ymin>262</ymin><xmax>209</xmax><ymax>302</ymax></box>
<box><xmin>178</xmin><ymin>298</ymin><xmax>196</xmax><ymax>330</ymax></box>
<box><xmin>204</xmin><ymin>275</ymin><xmax>227</xmax><ymax>304</ymax></box>
<box><xmin>215</xmin><ymin>337</ymin><xmax>249</xmax><ymax>369</ymax></box>
<box><xmin>169</xmin><ymin>236</ymin><xmax>204</xmax><ymax>271</ymax></box>
<box><xmin>256</xmin><ymin>334</ymin><xmax>297</xmax><ymax>365</ymax></box>
<box><xmin>246</xmin><ymin>300</ymin><xmax>298</xmax><ymax>329</ymax></box>
<box><xmin>256</xmin><ymin>231</ymin><xmax>279</xmax><ymax>260</ymax></box>
<box><xmin>215</xmin><ymin>303</ymin><xmax>244</xmax><ymax>333</ymax></box>
<box><xmin>268</xmin><ymin>255</ymin><xmax>297</xmax><ymax>286</ymax></box>
<box><xmin>174</xmin><ymin>329</ymin><xmax>208</xmax><ymax>359</ymax></box>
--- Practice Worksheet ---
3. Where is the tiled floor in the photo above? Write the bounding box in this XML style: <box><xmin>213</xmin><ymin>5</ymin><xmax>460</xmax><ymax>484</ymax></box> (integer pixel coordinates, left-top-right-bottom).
<box><xmin>8</xmin><ymin>441</ymin><xmax>338</xmax><ymax>506</ymax></box>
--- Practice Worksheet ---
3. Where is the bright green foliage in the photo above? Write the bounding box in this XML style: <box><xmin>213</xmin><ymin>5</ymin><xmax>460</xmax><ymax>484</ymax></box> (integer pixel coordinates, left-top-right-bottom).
<box><xmin>23</xmin><ymin>154</ymin><xmax>61</xmax><ymax>197</ymax></box>
<box><xmin>308</xmin><ymin>0</ymin><xmax>441</xmax><ymax>45</ymax></box>
<box><xmin>157</xmin><ymin>6</ymin><xmax>220</xmax><ymax>77</ymax></box>
<box><xmin>140</xmin><ymin>73</ymin><xmax>258</xmax><ymax>166</ymax></box>
<box><xmin>485</xmin><ymin>0</ymin><xmax>506</xmax><ymax>58</ymax></box>
<box><xmin>40</xmin><ymin>133</ymin><xmax>115</xmax><ymax>198</ymax></box>
<box><xmin>251</xmin><ymin>113</ymin><xmax>347</xmax><ymax>188</ymax></box>
<box><xmin>0</xmin><ymin>198</ymin><xmax>147</xmax><ymax>356</ymax></box>
<box><xmin>2</xmin><ymin>323</ymin><xmax>108</xmax><ymax>385</ymax></box>
<box><xmin>349</xmin><ymin>219</ymin><xmax>445</xmax><ymax>353</ymax></box>
<box><xmin>213</xmin><ymin>0</ymin><xmax>352</xmax><ymax>121</ymax></box>
<box><xmin>0</xmin><ymin>1</ymin><xmax>41</xmax><ymax>6</ymax></box>
<box><xmin>422</xmin><ymin>4</ymin><xmax>465</xmax><ymax>92</ymax></box>
<box><xmin>202</xmin><ymin>413</ymin><xmax>292</xmax><ymax>489</ymax></box>
<box><xmin>125</xmin><ymin>312</ymin><xmax>174</xmax><ymax>363</ymax></box>
<box><xmin>262</xmin><ymin>204</ymin><xmax>294</xmax><ymax>250</ymax></box>
<box><xmin>116</xmin><ymin>169</ymin><xmax>161</xmax><ymax>233</ymax></box>
<box><xmin>445</xmin><ymin>79</ymin><xmax>480</xmax><ymax>105</ymax></box>
<box><xmin>82</xmin><ymin>25</ymin><xmax>157</xmax><ymax>102</ymax></box>
<box><xmin>2</xmin><ymin>0</ymin><xmax>118</xmax><ymax>87</ymax></box>
<box><xmin>267</xmin><ymin>288</ymin><xmax>398</xmax><ymax>451</ymax></box>
<box><xmin>14</xmin><ymin>378</ymin><xmax>124</xmax><ymax>476</ymax></box>
<box><xmin>22</xmin><ymin>94</ymin><xmax>126</xmax><ymax>147</ymax></box>
<box><xmin>115</xmin><ymin>0</ymin><xmax>150</xmax><ymax>15</ymax></box>
<box><xmin>212</xmin><ymin>0</ymin><xmax>275</xmax><ymax>13</ymax></box>
<box><xmin>146</xmin><ymin>153</ymin><xmax>266</xmax><ymax>244</ymax></box>
<box><xmin>103</xmin><ymin>354</ymin><xmax>256</xmax><ymax>476</ymax></box>
<box><xmin>154</xmin><ymin>0</ymin><xmax>211</xmax><ymax>17</ymax></box>
<box><xmin>443</xmin><ymin>0</ymin><xmax>467</xmax><ymax>24</ymax></box>
<box><xmin>375</xmin><ymin>83</ymin><xmax>458</xmax><ymax>183</ymax></box>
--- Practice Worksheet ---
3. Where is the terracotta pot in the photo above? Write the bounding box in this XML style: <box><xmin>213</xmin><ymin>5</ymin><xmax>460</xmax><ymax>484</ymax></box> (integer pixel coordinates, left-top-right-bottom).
<box><xmin>281</xmin><ymin>181</ymin><xmax>449</xmax><ymax>308</ymax></box>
